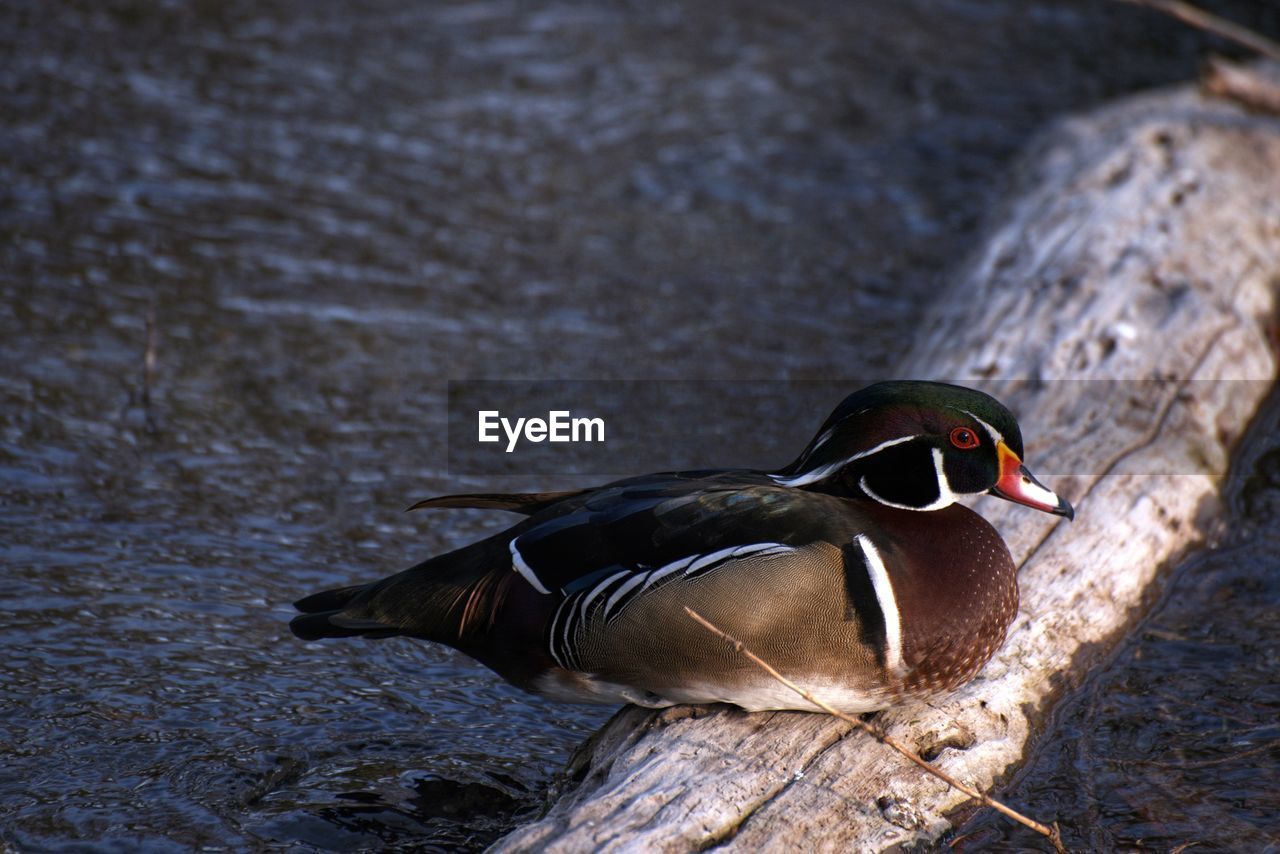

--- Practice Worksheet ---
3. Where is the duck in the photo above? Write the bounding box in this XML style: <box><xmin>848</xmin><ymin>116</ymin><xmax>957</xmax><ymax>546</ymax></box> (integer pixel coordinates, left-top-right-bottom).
<box><xmin>290</xmin><ymin>381</ymin><xmax>1073</xmax><ymax>713</ymax></box>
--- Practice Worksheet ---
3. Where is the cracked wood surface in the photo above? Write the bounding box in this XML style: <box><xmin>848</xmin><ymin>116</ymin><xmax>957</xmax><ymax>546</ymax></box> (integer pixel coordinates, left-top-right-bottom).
<box><xmin>494</xmin><ymin>83</ymin><xmax>1280</xmax><ymax>852</ymax></box>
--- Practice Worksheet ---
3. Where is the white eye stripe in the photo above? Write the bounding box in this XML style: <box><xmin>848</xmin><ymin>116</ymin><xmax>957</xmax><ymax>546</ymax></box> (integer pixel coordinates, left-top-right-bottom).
<box><xmin>960</xmin><ymin>409</ymin><xmax>1005</xmax><ymax>447</ymax></box>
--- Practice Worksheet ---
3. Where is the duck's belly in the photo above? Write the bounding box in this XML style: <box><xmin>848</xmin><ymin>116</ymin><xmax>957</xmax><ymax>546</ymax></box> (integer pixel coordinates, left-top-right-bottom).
<box><xmin>533</xmin><ymin>668</ymin><xmax>892</xmax><ymax>714</ymax></box>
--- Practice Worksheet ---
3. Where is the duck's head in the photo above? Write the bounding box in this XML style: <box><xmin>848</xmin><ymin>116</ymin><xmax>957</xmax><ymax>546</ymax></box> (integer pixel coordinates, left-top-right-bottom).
<box><xmin>773</xmin><ymin>381</ymin><xmax>1073</xmax><ymax>519</ymax></box>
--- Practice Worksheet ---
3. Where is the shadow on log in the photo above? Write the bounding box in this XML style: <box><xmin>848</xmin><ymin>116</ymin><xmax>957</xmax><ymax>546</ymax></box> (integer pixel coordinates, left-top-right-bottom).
<box><xmin>495</xmin><ymin>79</ymin><xmax>1280</xmax><ymax>852</ymax></box>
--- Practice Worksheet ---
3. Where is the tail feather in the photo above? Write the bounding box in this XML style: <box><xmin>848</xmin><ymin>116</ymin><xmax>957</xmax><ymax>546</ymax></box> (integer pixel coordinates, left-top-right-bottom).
<box><xmin>293</xmin><ymin>583</ymin><xmax>367</xmax><ymax>614</ymax></box>
<box><xmin>290</xmin><ymin>609</ymin><xmax>403</xmax><ymax>641</ymax></box>
<box><xmin>289</xmin><ymin>549</ymin><xmax>495</xmax><ymax>644</ymax></box>
<box><xmin>289</xmin><ymin>540</ymin><xmax>556</xmax><ymax>689</ymax></box>
<box><xmin>290</xmin><ymin>582</ymin><xmax>406</xmax><ymax>641</ymax></box>
<box><xmin>406</xmin><ymin>489</ymin><xmax>587</xmax><ymax>515</ymax></box>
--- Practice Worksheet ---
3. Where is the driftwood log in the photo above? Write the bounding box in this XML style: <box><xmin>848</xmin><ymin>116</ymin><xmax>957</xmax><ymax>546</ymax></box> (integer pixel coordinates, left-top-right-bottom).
<box><xmin>495</xmin><ymin>82</ymin><xmax>1280</xmax><ymax>851</ymax></box>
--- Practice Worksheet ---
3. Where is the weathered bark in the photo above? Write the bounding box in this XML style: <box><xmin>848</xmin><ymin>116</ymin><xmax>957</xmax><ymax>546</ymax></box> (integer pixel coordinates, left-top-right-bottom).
<box><xmin>495</xmin><ymin>83</ymin><xmax>1280</xmax><ymax>852</ymax></box>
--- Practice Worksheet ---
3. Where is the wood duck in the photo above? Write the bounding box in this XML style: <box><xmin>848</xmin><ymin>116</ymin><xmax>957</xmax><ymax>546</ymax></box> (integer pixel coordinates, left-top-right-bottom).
<box><xmin>291</xmin><ymin>381</ymin><xmax>1072</xmax><ymax>713</ymax></box>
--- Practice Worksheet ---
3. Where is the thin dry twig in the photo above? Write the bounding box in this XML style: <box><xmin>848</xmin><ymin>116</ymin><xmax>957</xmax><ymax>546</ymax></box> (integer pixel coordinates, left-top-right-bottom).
<box><xmin>684</xmin><ymin>606</ymin><xmax>1066</xmax><ymax>853</ymax></box>
<box><xmin>1202</xmin><ymin>56</ymin><xmax>1280</xmax><ymax>116</ymax></box>
<box><xmin>142</xmin><ymin>298</ymin><xmax>159</xmax><ymax>434</ymax></box>
<box><xmin>1118</xmin><ymin>0</ymin><xmax>1280</xmax><ymax>64</ymax></box>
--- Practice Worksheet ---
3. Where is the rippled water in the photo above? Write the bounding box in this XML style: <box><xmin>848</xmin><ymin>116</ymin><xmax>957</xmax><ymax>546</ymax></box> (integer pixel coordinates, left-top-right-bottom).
<box><xmin>3</xmin><ymin>0</ymin><xmax>1277</xmax><ymax>849</ymax></box>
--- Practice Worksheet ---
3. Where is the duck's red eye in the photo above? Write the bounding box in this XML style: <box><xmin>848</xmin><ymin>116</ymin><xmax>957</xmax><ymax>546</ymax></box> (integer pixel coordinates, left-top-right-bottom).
<box><xmin>950</xmin><ymin>427</ymin><xmax>979</xmax><ymax>449</ymax></box>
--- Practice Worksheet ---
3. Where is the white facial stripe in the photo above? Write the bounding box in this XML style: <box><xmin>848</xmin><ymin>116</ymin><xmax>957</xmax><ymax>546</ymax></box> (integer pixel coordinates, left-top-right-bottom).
<box><xmin>855</xmin><ymin>534</ymin><xmax>903</xmax><ymax>677</ymax></box>
<box><xmin>770</xmin><ymin>459</ymin><xmax>843</xmax><ymax>488</ymax></box>
<box><xmin>859</xmin><ymin>476</ymin><xmax>912</xmax><ymax>511</ymax></box>
<box><xmin>782</xmin><ymin>424</ymin><xmax>839</xmax><ymax>475</ymax></box>
<box><xmin>961</xmin><ymin>409</ymin><xmax>1005</xmax><ymax>447</ymax></box>
<box><xmin>771</xmin><ymin>434</ymin><xmax>920</xmax><ymax>487</ymax></box>
<box><xmin>509</xmin><ymin>539</ymin><xmax>550</xmax><ymax>594</ymax></box>
<box><xmin>857</xmin><ymin>446</ymin><xmax>956</xmax><ymax>512</ymax></box>
<box><xmin>931</xmin><ymin>446</ymin><xmax>958</xmax><ymax>506</ymax></box>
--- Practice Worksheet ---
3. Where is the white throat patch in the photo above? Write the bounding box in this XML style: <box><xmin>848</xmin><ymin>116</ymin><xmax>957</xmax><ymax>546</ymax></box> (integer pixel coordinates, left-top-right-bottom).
<box><xmin>859</xmin><ymin>445</ymin><xmax>957</xmax><ymax>511</ymax></box>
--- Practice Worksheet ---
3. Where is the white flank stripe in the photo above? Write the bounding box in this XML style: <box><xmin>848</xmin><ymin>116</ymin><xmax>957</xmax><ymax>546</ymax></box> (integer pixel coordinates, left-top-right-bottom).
<box><xmin>771</xmin><ymin>434</ymin><xmax>920</xmax><ymax>487</ymax></box>
<box><xmin>855</xmin><ymin>534</ymin><xmax>903</xmax><ymax>677</ymax></box>
<box><xmin>638</xmin><ymin>555</ymin><xmax>697</xmax><ymax>593</ymax></box>
<box><xmin>685</xmin><ymin>542</ymin><xmax>792</xmax><ymax>576</ymax></box>
<box><xmin>731</xmin><ymin>542</ymin><xmax>791</xmax><ymax>557</ymax></box>
<box><xmin>686</xmin><ymin>545</ymin><xmax>745</xmax><ymax>574</ymax></box>
<box><xmin>509</xmin><ymin>539</ymin><xmax>550</xmax><ymax>594</ymax></box>
<box><xmin>579</xmin><ymin>571</ymin><xmax>629</xmax><ymax>623</ymax></box>
<box><xmin>602</xmin><ymin>573</ymin><xmax>648</xmax><ymax>620</ymax></box>
<box><xmin>739</xmin><ymin>544</ymin><xmax>794</xmax><ymax>559</ymax></box>
<box><xmin>548</xmin><ymin>603</ymin><xmax>571</xmax><ymax>668</ymax></box>
<box><xmin>559</xmin><ymin>601</ymin><xmax>578</xmax><ymax>668</ymax></box>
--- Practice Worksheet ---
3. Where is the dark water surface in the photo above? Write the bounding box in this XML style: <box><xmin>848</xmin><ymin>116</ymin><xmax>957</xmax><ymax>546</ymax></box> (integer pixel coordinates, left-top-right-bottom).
<box><xmin>3</xmin><ymin>0</ymin><xmax>1277</xmax><ymax>849</ymax></box>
